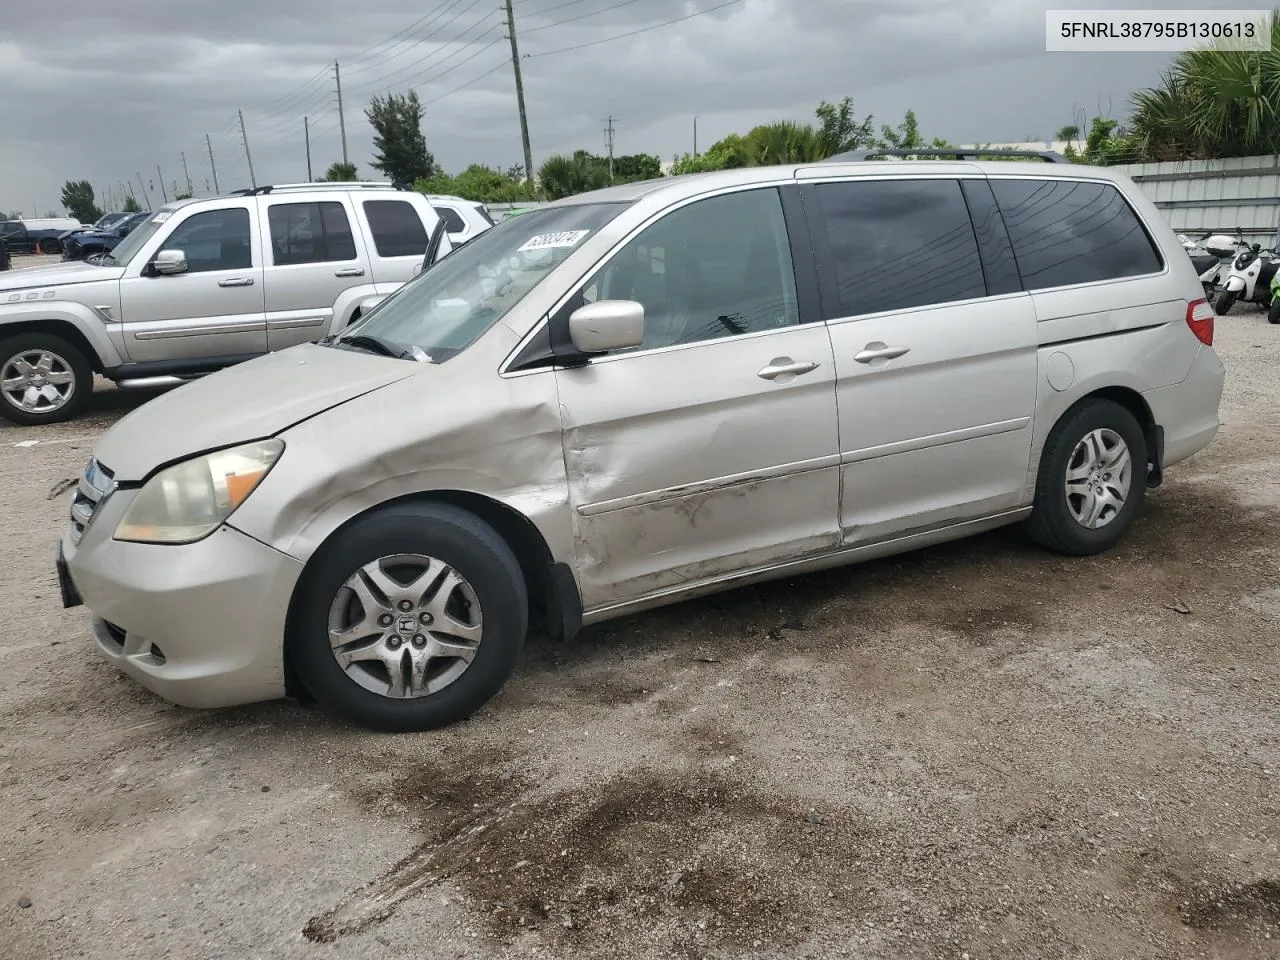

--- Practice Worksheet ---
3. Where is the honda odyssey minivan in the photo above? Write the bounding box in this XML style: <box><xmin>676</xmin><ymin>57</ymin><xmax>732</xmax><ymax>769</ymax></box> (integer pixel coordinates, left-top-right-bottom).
<box><xmin>57</xmin><ymin>157</ymin><xmax>1225</xmax><ymax>731</ymax></box>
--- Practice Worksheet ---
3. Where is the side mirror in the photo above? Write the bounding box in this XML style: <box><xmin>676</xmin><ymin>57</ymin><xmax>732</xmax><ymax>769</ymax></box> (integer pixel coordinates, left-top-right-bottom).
<box><xmin>152</xmin><ymin>249</ymin><xmax>188</xmax><ymax>275</ymax></box>
<box><xmin>568</xmin><ymin>300</ymin><xmax>645</xmax><ymax>354</ymax></box>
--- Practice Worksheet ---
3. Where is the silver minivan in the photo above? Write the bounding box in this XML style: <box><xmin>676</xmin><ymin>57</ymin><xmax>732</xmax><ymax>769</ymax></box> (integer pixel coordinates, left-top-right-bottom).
<box><xmin>57</xmin><ymin>158</ymin><xmax>1225</xmax><ymax>731</ymax></box>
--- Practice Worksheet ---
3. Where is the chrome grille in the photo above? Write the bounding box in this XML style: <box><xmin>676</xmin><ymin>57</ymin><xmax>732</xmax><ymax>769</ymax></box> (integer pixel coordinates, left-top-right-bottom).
<box><xmin>68</xmin><ymin>458</ymin><xmax>116</xmax><ymax>546</ymax></box>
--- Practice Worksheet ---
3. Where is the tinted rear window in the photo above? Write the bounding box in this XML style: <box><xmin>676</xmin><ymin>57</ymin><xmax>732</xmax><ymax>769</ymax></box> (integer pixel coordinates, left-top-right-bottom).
<box><xmin>363</xmin><ymin>199</ymin><xmax>428</xmax><ymax>258</ymax></box>
<box><xmin>813</xmin><ymin>178</ymin><xmax>986</xmax><ymax>317</ymax></box>
<box><xmin>990</xmin><ymin>178</ymin><xmax>1163</xmax><ymax>290</ymax></box>
<box><xmin>436</xmin><ymin>206</ymin><xmax>466</xmax><ymax>233</ymax></box>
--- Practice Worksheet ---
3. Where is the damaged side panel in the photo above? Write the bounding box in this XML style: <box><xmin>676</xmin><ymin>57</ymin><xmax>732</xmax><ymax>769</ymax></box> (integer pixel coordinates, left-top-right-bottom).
<box><xmin>228</xmin><ymin>326</ymin><xmax>576</xmax><ymax>576</ymax></box>
<box><xmin>554</xmin><ymin>323</ymin><xmax>843</xmax><ymax>610</ymax></box>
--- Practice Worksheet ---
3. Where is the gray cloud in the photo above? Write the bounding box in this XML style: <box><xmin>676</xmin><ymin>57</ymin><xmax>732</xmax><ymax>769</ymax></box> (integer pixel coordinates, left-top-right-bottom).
<box><xmin>0</xmin><ymin>0</ymin><xmax>1235</xmax><ymax>214</ymax></box>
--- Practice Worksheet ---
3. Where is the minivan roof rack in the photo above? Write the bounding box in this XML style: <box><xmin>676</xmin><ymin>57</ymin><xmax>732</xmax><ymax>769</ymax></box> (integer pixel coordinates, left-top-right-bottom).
<box><xmin>826</xmin><ymin>148</ymin><xmax>1068</xmax><ymax>163</ymax></box>
<box><xmin>229</xmin><ymin>181</ymin><xmax>404</xmax><ymax>196</ymax></box>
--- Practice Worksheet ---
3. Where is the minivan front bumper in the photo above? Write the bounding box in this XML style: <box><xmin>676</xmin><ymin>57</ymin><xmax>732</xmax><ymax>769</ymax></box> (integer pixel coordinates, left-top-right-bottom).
<box><xmin>60</xmin><ymin>486</ymin><xmax>304</xmax><ymax>710</ymax></box>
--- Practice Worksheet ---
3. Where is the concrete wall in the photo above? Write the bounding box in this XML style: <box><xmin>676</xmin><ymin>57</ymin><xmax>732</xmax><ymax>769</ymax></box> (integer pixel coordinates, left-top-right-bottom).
<box><xmin>1109</xmin><ymin>154</ymin><xmax>1280</xmax><ymax>249</ymax></box>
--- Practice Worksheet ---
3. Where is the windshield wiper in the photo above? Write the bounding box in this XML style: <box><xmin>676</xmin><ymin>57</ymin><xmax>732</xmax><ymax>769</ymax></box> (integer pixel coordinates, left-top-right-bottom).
<box><xmin>333</xmin><ymin>334</ymin><xmax>414</xmax><ymax>360</ymax></box>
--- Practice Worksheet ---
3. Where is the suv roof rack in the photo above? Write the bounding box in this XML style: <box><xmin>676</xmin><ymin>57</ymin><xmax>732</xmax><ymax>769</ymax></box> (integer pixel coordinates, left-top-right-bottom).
<box><xmin>228</xmin><ymin>181</ymin><xmax>405</xmax><ymax>196</ymax></box>
<box><xmin>826</xmin><ymin>148</ymin><xmax>1068</xmax><ymax>164</ymax></box>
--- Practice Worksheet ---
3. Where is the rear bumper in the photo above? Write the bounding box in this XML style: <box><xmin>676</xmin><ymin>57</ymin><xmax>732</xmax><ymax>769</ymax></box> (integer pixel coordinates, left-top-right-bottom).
<box><xmin>1143</xmin><ymin>344</ymin><xmax>1225</xmax><ymax>470</ymax></box>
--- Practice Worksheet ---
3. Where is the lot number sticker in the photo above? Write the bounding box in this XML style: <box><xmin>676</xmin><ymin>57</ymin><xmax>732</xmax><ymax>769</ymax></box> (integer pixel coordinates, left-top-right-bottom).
<box><xmin>518</xmin><ymin>230</ymin><xmax>590</xmax><ymax>253</ymax></box>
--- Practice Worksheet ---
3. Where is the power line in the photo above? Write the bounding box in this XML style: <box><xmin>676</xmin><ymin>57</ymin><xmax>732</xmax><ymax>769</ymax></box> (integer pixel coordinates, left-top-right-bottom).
<box><xmin>344</xmin><ymin>0</ymin><xmax>491</xmax><ymax>81</ymax></box>
<box><xmin>343</xmin><ymin>0</ymin><xmax>473</xmax><ymax>73</ymax></box>
<box><xmin>344</xmin><ymin>9</ymin><xmax>500</xmax><ymax>96</ymax></box>
<box><xmin>522</xmin><ymin>0</ymin><xmax>648</xmax><ymax>35</ymax></box>
<box><xmin>525</xmin><ymin>0</ymin><xmax>743</xmax><ymax>57</ymax></box>
<box><xmin>423</xmin><ymin>56</ymin><xmax>511</xmax><ymax>107</ymax></box>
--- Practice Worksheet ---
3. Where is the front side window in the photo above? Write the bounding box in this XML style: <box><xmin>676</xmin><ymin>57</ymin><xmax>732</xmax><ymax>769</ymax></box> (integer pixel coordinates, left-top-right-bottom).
<box><xmin>363</xmin><ymin>199</ymin><xmax>429</xmax><ymax>258</ymax></box>
<box><xmin>990</xmin><ymin>178</ymin><xmax>1164</xmax><ymax>290</ymax></box>
<box><xmin>814</xmin><ymin>178</ymin><xmax>986</xmax><ymax>318</ymax></box>
<box><xmin>342</xmin><ymin>202</ymin><xmax>627</xmax><ymax>361</ymax></box>
<box><xmin>161</xmin><ymin>209</ymin><xmax>252</xmax><ymax>272</ymax></box>
<box><xmin>580</xmin><ymin>187</ymin><xmax>800</xmax><ymax>352</ymax></box>
<box><xmin>268</xmin><ymin>201</ymin><xmax>357</xmax><ymax>265</ymax></box>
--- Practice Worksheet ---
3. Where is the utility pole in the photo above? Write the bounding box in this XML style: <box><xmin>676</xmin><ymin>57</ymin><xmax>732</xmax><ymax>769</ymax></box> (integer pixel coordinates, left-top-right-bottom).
<box><xmin>504</xmin><ymin>0</ymin><xmax>534</xmax><ymax>186</ymax></box>
<box><xmin>305</xmin><ymin>115</ymin><xmax>313</xmax><ymax>182</ymax></box>
<box><xmin>157</xmin><ymin>165</ymin><xmax>169</xmax><ymax>203</ymax></box>
<box><xmin>135</xmin><ymin>173</ymin><xmax>151</xmax><ymax>209</ymax></box>
<box><xmin>206</xmin><ymin>134</ymin><xmax>220</xmax><ymax>194</ymax></box>
<box><xmin>603</xmin><ymin>115</ymin><xmax>617</xmax><ymax>183</ymax></box>
<box><xmin>180</xmin><ymin>151</ymin><xmax>193</xmax><ymax>195</ymax></box>
<box><xmin>334</xmin><ymin>62</ymin><xmax>349</xmax><ymax>165</ymax></box>
<box><xmin>693</xmin><ymin>116</ymin><xmax>699</xmax><ymax>157</ymax></box>
<box><xmin>238</xmin><ymin>109</ymin><xmax>257</xmax><ymax>188</ymax></box>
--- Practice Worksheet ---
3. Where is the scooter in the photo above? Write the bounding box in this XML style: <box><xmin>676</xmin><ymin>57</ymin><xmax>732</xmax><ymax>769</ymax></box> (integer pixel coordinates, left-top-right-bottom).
<box><xmin>1184</xmin><ymin>233</ymin><xmax>1240</xmax><ymax>298</ymax></box>
<box><xmin>1216</xmin><ymin>242</ymin><xmax>1279</xmax><ymax>314</ymax></box>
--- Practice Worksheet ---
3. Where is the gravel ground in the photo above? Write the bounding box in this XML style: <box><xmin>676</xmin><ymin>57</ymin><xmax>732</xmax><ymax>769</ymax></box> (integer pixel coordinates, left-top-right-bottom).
<box><xmin>1</xmin><ymin>311</ymin><xmax>1277</xmax><ymax>960</ymax></box>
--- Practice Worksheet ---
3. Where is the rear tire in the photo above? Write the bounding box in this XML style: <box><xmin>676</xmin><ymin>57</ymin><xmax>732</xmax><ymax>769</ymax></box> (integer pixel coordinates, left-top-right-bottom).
<box><xmin>1215</xmin><ymin>289</ymin><xmax>1237</xmax><ymax>314</ymax></box>
<box><xmin>291</xmin><ymin>502</ymin><xmax>528</xmax><ymax>732</ymax></box>
<box><xmin>0</xmin><ymin>332</ymin><xmax>93</xmax><ymax>426</ymax></box>
<box><xmin>37</xmin><ymin>238</ymin><xmax>60</xmax><ymax>255</ymax></box>
<box><xmin>1024</xmin><ymin>398</ymin><xmax>1147</xmax><ymax>556</ymax></box>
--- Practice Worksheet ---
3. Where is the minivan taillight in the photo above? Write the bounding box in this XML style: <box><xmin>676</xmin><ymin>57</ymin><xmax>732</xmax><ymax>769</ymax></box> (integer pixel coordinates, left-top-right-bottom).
<box><xmin>1186</xmin><ymin>298</ymin><xmax>1214</xmax><ymax>346</ymax></box>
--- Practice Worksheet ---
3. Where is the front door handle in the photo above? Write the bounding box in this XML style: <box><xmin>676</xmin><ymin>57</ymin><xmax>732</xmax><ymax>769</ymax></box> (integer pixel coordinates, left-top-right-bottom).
<box><xmin>854</xmin><ymin>342</ymin><xmax>910</xmax><ymax>364</ymax></box>
<box><xmin>218</xmin><ymin>277</ymin><xmax>255</xmax><ymax>288</ymax></box>
<box><xmin>334</xmin><ymin>267</ymin><xmax>365</xmax><ymax>278</ymax></box>
<box><xmin>757</xmin><ymin>358</ymin><xmax>819</xmax><ymax>381</ymax></box>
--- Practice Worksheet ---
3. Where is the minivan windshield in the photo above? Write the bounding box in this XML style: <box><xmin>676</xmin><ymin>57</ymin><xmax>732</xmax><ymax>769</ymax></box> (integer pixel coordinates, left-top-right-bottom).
<box><xmin>338</xmin><ymin>202</ymin><xmax>627</xmax><ymax>361</ymax></box>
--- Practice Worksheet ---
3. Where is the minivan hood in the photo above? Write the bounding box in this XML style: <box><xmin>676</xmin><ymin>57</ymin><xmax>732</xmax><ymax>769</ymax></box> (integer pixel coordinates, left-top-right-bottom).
<box><xmin>94</xmin><ymin>344</ymin><xmax>420</xmax><ymax>481</ymax></box>
<box><xmin>0</xmin><ymin>260</ymin><xmax>124</xmax><ymax>292</ymax></box>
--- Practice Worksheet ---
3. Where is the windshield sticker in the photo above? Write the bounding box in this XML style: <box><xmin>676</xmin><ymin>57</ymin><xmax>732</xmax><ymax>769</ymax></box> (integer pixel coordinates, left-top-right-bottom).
<box><xmin>152</xmin><ymin>212</ymin><xmax>171</xmax><ymax>223</ymax></box>
<box><xmin>517</xmin><ymin>229</ymin><xmax>590</xmax><ymax>253</ymax></box>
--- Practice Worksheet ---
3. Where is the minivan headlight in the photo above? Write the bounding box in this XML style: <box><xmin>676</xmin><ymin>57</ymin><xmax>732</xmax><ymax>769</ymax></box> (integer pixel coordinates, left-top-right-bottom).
<box><xmin>114</xmin><ymin>439</ymin><xmax>283</xmax><ymax>544</ymax></box>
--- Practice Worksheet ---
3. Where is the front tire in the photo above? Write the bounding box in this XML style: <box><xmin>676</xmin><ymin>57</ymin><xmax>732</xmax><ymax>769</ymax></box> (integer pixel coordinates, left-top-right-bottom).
<box><xmin>1269</xmin><ymin>300</ymin><xmax>1280</xmax><ymax>324</ymax></box>
<box><xmin>292</xmin><ymin>502</ymin><xmax>528</xmax><ymax>732</ymax></box>
<box><xmin>0</xmin><ymin>332</ymin><xmax>93</xmax><ymax>425</ymax></box>
<box><xmin>1024</xmin><ymin>398</ymin><xmax>1148</xmax><ymax>556</ymax></box>
<box><xmin>37</xmin><ymin>238</ymin><xmax>60</xmax><ymax>255</ymax></box>
<box><xmin>1215</xmin><ymin>289</ymin><xmax>1237</xmax><ymax>315</ymax></box>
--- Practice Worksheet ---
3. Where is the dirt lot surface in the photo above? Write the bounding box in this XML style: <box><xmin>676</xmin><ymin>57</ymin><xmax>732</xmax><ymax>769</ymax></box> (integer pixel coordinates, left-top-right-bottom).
<box><xmin>1</xmin><ymin>314</ymin><xmax>1277</xmax><ymax>960</ymax></box>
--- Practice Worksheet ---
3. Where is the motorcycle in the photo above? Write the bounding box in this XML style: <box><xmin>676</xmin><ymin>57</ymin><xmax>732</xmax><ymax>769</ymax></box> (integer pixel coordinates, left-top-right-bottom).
<box><xmin>1216</xmin><ymin>242</ymin><xmax>1279</xmax><ymax>314</ymax></box>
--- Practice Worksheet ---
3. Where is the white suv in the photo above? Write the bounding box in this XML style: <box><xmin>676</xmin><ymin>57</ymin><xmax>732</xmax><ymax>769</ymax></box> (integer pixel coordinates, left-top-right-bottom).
<box><xmin>0</xmin><ymin>182</ymin><xmax>452</xmax><ymax>424</ymax></box>
<box><xmin>422</xmin><ymin>194</ymin><xmax>494</xmax><ymax>246</ymax></box>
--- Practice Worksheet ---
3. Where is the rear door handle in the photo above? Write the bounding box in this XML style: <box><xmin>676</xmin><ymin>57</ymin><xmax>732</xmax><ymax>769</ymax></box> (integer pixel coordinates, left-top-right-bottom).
<box><xmin>854</xmin><ymin>342</ymin><xmax>910</xmax><ymax>364</ymax></box>
<box><xmin>334</xmin><ymin>267</ymin><xmax>365</xmax><ymax>278</ymax></box>
<box><xmin>757</xmin><ymin>358</ymin><xmax>819</xmax><ymax>381</ymax></box>
<box><xmin>218</xmin><ymin>277</ymin><xmax>254</xmax><ymax>287</ymax></box>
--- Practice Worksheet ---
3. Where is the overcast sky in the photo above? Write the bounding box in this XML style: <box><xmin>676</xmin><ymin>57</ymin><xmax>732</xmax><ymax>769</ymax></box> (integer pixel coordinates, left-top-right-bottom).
<box><xmin>0</xmin><ymin>0</ymin><xmax>1241</xmax><ymax>216</ymax></box>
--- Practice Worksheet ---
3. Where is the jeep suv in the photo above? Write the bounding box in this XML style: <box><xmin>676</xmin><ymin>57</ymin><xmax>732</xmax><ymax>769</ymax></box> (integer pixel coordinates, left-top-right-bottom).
<box><xmin>0</xmin><ymin>182</ymin><xmax>451</xmax><ymax>425</ymax></box>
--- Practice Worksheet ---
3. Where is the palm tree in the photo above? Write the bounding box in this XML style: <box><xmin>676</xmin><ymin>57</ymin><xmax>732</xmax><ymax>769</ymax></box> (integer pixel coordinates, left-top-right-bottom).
<box><xmin>537</xmin><ymin>151</ymin><xmax>608</xmax><ymax>200</ymax></box>
<box><xmin>1056</xmin><ymin>124</ymin><xmax>1080</xmax><ymax>151</ymax></box>
<box><xmin>744</xmin><ymin>121</ymin><xmax>826</xmax><ymax>165</ymax></box>
<box><xmin>1128</xmin><ymin>9</ymin><xmax>1280</xmax><ymax>159</ymax></box>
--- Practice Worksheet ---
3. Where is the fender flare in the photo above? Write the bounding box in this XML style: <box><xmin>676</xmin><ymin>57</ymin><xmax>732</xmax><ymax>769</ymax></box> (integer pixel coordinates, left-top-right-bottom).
<box><xmin>0</xmin><ymin>301</ymin><xmax>125</xmax><ymax>368</ymax></box>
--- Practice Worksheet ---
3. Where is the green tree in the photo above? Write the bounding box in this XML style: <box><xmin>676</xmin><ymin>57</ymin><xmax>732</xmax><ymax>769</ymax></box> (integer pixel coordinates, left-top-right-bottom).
<box><xmin>815</xmin><ymin>96</ymin><xmax>876</xmax><ymax>156</ymax></box>
<box><xmin>744</xmin><ymin>121</ymin><xmax>826</xmax><ymax>165</ymax></box>
<box><xmin>321</xmin><ymin>161</ymin><xmax>359</xmax><ymax>181</ymax></box>
<box><xmin>366</xmin><ymin>91</ymin><xmax>438</xmax><ymax>184</ymax></box>
<box><xmin>174</xmin><ymin>192</ymin><xmax>193</xmax><ymax>200</ymax></box>
<box><xmin>1128</xmin><ymin>9</ymin><xmax>1280</xmax><ymax>160</ymax></box>
<box><xmin>612</xmin><ymin>153</ymin><xmax>662</xmax><ymax>181</ymax></box>
<box><xmin>122</xmin><ymin>195</ymin><xmax>142</xmax><ymax>213</ymax></box>
<box><xmin>60</xmin><ymin>180</ymin><xmax>102</xmax><ymax>223</ymax></box>
<box><xmin>415</xmin><ymin>164</ymin><xmax>536</xmax><ymax>203</ymax></box>
<box><xmin>670</xmin><ymin>133</ymin><xmax>751</xmax><ymax>174</ymax></box>
<box><xmin>537</xmin><ymin>150</ymin><xmax>609</xmax><ymax>200</ymax></box>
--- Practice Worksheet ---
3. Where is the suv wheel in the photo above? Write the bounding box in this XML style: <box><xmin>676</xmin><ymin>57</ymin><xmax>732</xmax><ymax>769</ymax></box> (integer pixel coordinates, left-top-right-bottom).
<box><xmin>0</xmin><ymin>332</ymin><xmax>93</xmax><ymax>425</ymax></box>
<box><xmin>1024</xmin><ymin>398</ymin><xmax>1148</xmax><ymax>556</ymax></box>
<box><xmin>292</xmin><ymin>502</ymin><xmax>528</xmax><ymax>732</ymax></box>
